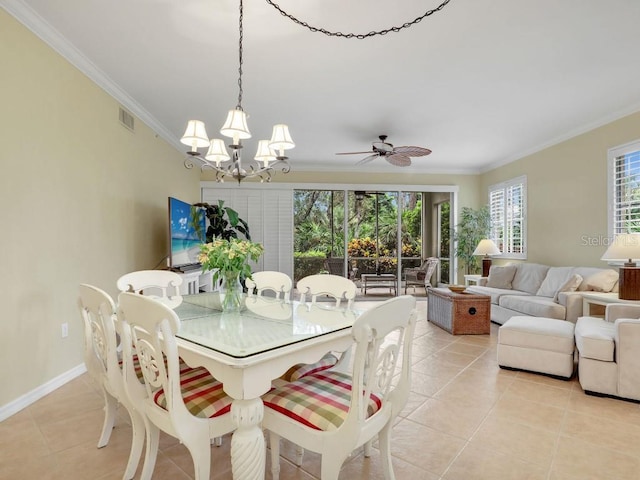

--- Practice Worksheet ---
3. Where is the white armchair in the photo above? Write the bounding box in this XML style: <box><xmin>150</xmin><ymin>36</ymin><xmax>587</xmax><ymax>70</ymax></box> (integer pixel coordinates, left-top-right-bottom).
<box><xmin>575</xmin><ymin>304</ymin><xmax>640</xmax><ymax>401</ymax></box>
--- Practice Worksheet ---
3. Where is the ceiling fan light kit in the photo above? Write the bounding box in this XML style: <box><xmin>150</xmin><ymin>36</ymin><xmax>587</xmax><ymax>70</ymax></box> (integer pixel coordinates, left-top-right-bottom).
<box><xmin>181</xmin><ymin>0</ymin><xmax>453</xmax><ymax>180</ymax></box>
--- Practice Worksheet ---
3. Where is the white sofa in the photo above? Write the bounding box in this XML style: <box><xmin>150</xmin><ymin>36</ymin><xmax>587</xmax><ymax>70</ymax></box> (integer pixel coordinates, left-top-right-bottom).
<box><xmin>465</xmin><ymin>263</ymin><xmax>619</xmax><ymax>325</ymax></box>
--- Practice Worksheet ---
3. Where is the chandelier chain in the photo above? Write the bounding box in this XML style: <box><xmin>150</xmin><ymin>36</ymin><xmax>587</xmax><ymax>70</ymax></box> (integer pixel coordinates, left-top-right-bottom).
<box><xmin>237</xmin><ymin>0</ymin><xmax>244</xmax><ymax>110</ymax></box>
<box><xmin>263</xmin><ymin>0</ymin><xmax>452</xmax><ymax>39</ymax></box>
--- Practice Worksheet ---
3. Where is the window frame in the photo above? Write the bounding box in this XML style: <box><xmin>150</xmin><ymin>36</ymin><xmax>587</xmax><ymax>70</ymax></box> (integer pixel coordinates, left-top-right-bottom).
<box><xmin>608</xmin><ymin>139</ymin><xmax>640</xmax><ymax>236</ymax></box>
<box><xmin>488</xmin><ymin>175</ymin><xmax>527</xmax><ymax>260</ymax></box>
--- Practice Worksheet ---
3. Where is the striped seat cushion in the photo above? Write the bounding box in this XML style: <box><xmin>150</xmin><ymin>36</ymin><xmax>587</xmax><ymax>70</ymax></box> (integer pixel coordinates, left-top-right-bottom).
<box><xmin>280</xmin><ymin>352</ymin><xmax>339</xmax><ymax>382</ymax></box>
<box><xmin>153</xmin><ymin>366</ymin><xmax>232</xmax><ymax>419</ymax></box>
<box><xmin>263</xmin><ymin>370</ymin><xmax>382</xmax><ymax>431</ymax></box>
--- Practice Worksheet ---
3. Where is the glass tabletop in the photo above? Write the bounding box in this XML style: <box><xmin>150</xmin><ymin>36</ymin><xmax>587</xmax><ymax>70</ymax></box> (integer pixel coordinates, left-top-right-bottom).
<box><xmin>175</xmin><ymin>292</ymin><xmax>361</xmax><ymax>358</ymax></box>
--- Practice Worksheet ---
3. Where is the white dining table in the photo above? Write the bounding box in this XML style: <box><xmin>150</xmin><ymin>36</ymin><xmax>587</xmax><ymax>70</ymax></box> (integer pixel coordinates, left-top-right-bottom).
<box><xmin>173</xmin><ymin>292</ymin><xmax>361</xmax><ymax>480</ymax></box>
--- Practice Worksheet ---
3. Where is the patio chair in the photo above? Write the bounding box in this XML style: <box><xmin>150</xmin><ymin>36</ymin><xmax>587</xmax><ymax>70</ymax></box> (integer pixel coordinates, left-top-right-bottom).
<box><xmin>404</xmin><ymin>257</ymin><xmax>439</xmax><ymax>294</ymax></box>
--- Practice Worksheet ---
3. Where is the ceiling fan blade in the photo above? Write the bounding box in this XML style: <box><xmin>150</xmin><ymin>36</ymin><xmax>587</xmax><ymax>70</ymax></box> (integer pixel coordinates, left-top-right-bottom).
<box><xmin>393</xmin><ymin>146</ymin><xmax>432</xmax><ymax>157</ymax></box>
<box><xmin>386</xmin><ymin>154</ymin><xmax>412</xmax><ymax>167</ymax></box>
<box><xmin>356</xmin><ymin>154</ymin><xmax>380</xmax><ymax>165</ymax></box>
<box><xmin>335</xmin><ymin>151</ymin><xmax>375</xmax><ymax>155</ymax></box>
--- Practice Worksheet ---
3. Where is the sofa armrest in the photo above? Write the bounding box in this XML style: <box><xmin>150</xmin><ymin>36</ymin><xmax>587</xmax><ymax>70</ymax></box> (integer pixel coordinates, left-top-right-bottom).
<box><xmin>557</xmin><ymin>292</ymin><xmax>584</xmax><ymax>323</ymax></box>
<box><xmin>614</xmin><ymin>318</ymin><xmax>640</xmax><ymax>400</ymax></box>
<box><xmin>606</xmin><ymin>304</ymin><xmax>640</xmax><ymax>323</ymax></box>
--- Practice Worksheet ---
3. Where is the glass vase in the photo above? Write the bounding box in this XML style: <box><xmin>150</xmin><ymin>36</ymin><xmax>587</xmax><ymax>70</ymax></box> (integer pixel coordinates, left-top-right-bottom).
<box><xmin>219</xmin><ymin>270</ymin><xmax>243</xmax><ymax>313</ymax></box>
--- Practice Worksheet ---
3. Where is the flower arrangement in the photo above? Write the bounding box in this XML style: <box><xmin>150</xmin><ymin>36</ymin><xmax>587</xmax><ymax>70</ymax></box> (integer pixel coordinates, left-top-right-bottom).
<box><xmin>198</xmin><ymin>238</ymin><xmax>265</xmax><ymax>283</ymax></box>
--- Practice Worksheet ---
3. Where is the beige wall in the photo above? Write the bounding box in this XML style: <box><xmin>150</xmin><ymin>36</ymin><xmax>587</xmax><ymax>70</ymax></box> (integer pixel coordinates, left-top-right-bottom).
<box><xmin>480</xmin><ymin>111</ymin><xmax>640</xmax><ymax>268</ymax></box>
<box><xmin>0</xmin><ymin>11</ymin><xmax>200</xmax><ymax>409</ymax></box>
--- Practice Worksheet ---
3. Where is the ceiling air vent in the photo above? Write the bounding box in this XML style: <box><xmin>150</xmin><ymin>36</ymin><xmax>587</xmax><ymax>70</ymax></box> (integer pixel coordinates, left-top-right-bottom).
<box><xmin>119</xmin><ymin>107</ymin><xmax>135</xmax><ymax>132</ymax></box>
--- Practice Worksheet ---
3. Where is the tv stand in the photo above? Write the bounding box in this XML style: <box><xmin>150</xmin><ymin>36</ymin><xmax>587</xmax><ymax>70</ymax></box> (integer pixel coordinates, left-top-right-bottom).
<box><xmin>175</xmin><ymin>269</ymin><xmax>214</xmax><ymax>295</ymax></box>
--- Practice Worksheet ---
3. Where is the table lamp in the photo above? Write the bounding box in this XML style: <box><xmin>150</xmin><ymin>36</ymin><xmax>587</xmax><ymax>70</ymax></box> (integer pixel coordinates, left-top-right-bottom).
<box><xmin>473</xmin><ymin>239</ymin><xmax>501</xmax><ymax>277</ymax></box>
<box><xmin>601</xmin><ymin>233</ymin><xmax>640</xmax><ymax>300</ymax></box>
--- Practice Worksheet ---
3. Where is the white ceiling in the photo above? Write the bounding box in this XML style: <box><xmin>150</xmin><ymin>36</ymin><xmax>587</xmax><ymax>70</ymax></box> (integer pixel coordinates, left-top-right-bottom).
<box><xmin>6</xmin><ymin>0</ymin><xmax>640</xmax><ymax>174</ymax></box>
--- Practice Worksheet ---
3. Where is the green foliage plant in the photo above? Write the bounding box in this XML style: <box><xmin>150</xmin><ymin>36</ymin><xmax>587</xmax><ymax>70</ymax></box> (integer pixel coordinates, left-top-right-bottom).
<box><xmin>454</xmin><ymin>206</ymin><xmax>491</xmax><ymax>275</ymax></box>
<box><xmin>293</xmin><ymin>250</ymin><xmax>326</xmax><ymax>282</ymax></box>
<box><xmin>194</xmin><ymin>200</ymin><xmax>251</xmax><ymax>242</ymax></box>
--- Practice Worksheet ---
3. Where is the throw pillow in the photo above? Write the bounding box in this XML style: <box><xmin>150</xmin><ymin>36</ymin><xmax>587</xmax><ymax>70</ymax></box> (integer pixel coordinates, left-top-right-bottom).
<box><xmin>584</xmin><ymin>270</ymin><xmax>619</xmax><ymax>292</ymax></box>
<box><xmin>536</xmin><ymin>267</ymin><xmax>574</xmax><ymax>298</ymax></box>
<box><xmin>486</xmin><ymin>265</ymin><xmax>517</xmax><ymax>289</ymax></box>
<box><xmin>553</xmin><ymin>273</ymin><xmax>583</xmax><ymax>302</ymax></box>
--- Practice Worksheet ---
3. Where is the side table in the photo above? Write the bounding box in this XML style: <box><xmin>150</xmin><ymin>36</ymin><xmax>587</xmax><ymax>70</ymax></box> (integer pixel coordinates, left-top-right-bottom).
<box><xmin>581</xmin><ymin>292</ymin><xmax>640</xmax><ymax>318</ymax></box>
<box><xmin>464</xmin><ymin>274</ymin><xmax>483</xmax><ymax>286</ymax></box>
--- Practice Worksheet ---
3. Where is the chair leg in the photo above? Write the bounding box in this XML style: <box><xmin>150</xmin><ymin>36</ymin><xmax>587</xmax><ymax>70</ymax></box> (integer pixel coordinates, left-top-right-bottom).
<box><xmin>320</xmin><ymin>452</ymin><xmax>349</xmax><ymax>480</ymax></box>
<box><xmin>211</xmin><ymin>436</ymin><xmax>223</xmax><ymax>447</ymax></box>
<box><xmin>269</xmin><ymin>432</ymin><xmax>281</xmax><ymax>480</ymax></box>
<box><xmin>363</xmin><ymin>439</ymin><xmax>372</xmax><ymax>458</ymax></box>
<box><xmin>97</xmin><ymin>390</ymin><xmax>118</xmax><ymax>448</ymax></box>
<box><xmin>123</xmin><ymin>410</ymin><xmax>146</xmax><ymax>480</ymax></box>
<box><xmin>139</xmin><ymin>421</ymin><xmax>160</xmax><ymax>480</ymax></box>
<box><xmin>184</xmin><ymin>433</ymin><xmax>211</xmax><ymax>480</ymax></box>
<box><xmin>378</xmin><ymin>424</ymin><xmax>395</xmax><ymax>480</ymax></box>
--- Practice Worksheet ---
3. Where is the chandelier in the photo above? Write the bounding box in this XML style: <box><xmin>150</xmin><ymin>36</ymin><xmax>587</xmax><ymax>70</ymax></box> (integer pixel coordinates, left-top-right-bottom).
<box><xmin>181</xmin><ymin>0</ymin><xmax>293</xmax><ymax>183</ymax></box>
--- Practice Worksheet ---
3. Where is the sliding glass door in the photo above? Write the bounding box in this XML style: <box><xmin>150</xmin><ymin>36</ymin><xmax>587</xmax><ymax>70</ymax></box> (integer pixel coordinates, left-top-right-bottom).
<box><xmin>293</xmin><ymin>188</ymin><xmax>453</xmax><ymax>290</ymax></box>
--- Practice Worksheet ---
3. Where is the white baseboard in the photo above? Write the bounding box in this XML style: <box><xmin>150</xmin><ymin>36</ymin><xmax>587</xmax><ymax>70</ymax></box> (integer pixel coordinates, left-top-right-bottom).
<box><xmin>0</xmin><ymin>363</ymin><xmax>87</xmax><ymax>422</ymax></box>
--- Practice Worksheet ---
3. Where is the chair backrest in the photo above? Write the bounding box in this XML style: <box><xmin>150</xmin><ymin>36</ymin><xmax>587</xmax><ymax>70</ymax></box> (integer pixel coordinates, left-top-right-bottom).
<box><xmin>117</xmin><ymin>270</ymin><xmax>183</xmax><ymax>309</ymax></box>
<box><xmin>424</xmin><ymin>257</ymin><xmax>439</xmax><ymax>286</ymax></box>
<box><xmin>297</xmin><ymin>274</ymin><xmax>357</xmax><ymax>307</ymax></box>
<box><xmin>117</xmin><ymin>292</ymin><xmax>190</xmax><ymax>422</ymax></box>
<box><xmin>348</xmin><ymin>295</ymin><xmax>416</xmax><ymax>428</ymax></box>
<box><xmin>324</xmin><ymin>258</ymin><xmax>345</xmax><ymax>276</ymax></box>
<box><xmin>78</xmin><ymin>284</ymin><xmax>123</xmax><ymax>398</ymax></box>
<box><xmin>245</xmin><ymin>271</ymin><xmax>293</xmax><ymax>300</ymax></box>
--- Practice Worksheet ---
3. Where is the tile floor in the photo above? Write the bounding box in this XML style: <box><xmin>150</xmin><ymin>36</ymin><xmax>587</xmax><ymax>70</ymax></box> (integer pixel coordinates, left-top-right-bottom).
<box><xmin>2</xmin><ymin>300</ymin><xmax>640</xmax><ymax>479</ymax></box>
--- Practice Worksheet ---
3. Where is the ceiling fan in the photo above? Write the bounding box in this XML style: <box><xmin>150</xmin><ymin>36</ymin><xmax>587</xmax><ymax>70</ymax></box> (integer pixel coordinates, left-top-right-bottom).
<box><xmin>336</xmin><ymin>135</ymin><xmax>432</xmax><ymax>167</ymax></box>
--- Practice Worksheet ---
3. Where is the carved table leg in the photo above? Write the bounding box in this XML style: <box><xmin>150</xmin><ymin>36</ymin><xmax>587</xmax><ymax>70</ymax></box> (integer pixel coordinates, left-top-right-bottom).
<box><xmin>231</xmin><ymin>398</ymin><xmax>265</xmax><ymax>480</ymax></box>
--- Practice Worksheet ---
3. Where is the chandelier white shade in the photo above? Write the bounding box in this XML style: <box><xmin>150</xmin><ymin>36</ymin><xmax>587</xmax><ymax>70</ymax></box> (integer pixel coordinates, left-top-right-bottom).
<box><xmin>220</xmin><ymin>109</ymin><xmax>251</xmax><ymax>141</ymax></box>
<box><xmin>181</xmin><ymin>120</ymin><xmax>210</xmax><ymax>151</ymax></box>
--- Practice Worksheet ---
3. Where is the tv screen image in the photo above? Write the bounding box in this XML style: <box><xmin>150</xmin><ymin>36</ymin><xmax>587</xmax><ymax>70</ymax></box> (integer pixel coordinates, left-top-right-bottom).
<box><xmin>168</xmin><ymin>197</ymin><xmax>206</xmax><ymax>267</ymax></box>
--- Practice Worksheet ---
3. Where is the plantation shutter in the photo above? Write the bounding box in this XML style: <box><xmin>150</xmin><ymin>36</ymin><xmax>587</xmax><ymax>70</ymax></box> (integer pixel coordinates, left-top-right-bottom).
<box><xmin>612</xmin><ymin>148</ymin><xmax>640</xmax><ymax>233</ymax></box>
<box><xmin>488</xmin><ymin>176</ymin><xmax>527</xmax><ymax>259</ymax></box>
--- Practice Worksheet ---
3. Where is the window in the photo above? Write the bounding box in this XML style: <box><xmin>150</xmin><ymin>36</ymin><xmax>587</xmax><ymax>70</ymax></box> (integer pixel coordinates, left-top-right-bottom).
<box><xmin>489</xmin><ymin>175</ymin><xmax>527</xmax><ymax>259</ymax></box>
<box><xmin>609</xmin><ymin>140</ymin><xmax>640</xmax><ymax>234</ymax></box>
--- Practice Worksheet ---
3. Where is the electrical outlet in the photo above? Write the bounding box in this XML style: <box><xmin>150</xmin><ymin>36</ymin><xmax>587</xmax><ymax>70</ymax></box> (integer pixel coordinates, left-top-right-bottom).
<box><xmin>61</xmin><ymin>323</ymin><xmax>68</xmax><ymax>338</ymax></box>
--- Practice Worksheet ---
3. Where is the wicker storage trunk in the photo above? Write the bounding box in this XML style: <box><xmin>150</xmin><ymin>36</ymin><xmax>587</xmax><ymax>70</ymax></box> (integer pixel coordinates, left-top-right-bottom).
<box><xmin>427</xmin><ymin>288</ymin><xmax>491</xmax><ymax>334</ymax></box>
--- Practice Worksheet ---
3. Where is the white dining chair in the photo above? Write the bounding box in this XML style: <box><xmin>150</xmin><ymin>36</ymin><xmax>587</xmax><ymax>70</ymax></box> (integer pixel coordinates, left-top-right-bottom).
<box><xmin>116</xmin><ymin>270</ymin><xmax>183</xmax><ymax>309</ymax></box>
<box><xmin>296</xmin><ymin>273</ymin><xmax>357</xmax><ymax>308</ymax></box>
<box><xmin>245</xmin><ymin>271</ymin><xmax>293</xmax><ymax>300</ymax></box>
<box><xmin>78</xmin><ymin>284</ymin><xmax>145</xmax><ymax>480</ymax></box>
<box><xmin>262</xmin><ymin>295</ymin><xmax>417</xmax><ymax>480</ymax></box>
<box><xmin>117</xmin><ymin>292</ymin><xmax>235</xmax><ymax>480</ymax></box>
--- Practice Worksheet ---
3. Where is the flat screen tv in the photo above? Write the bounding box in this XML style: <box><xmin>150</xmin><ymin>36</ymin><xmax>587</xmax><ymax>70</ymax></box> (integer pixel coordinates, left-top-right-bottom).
<box><xmin>168</xmin><ymin>197</ymin><xmax>206</xmax><ymax>268</ymax></box>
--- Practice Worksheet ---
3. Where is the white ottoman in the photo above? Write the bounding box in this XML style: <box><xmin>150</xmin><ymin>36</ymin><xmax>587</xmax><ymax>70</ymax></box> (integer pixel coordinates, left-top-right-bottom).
<box><xmin>498</xmin><ymin>316</ymin><xmax>576</xmax><ymax>379</ymax></box>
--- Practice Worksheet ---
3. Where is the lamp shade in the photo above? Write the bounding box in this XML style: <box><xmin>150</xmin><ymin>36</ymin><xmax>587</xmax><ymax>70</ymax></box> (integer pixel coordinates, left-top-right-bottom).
<box><xmin>269</xmin><ymin>124</ymin><xmax>295</xmax><ymax>152</ymax></box>
<box><xmin>254</xmin><ymin>140</ymin><xmax>276</xmax><ymax>167</ymax></box>
<box><xmin>180</xmin><ymin>120</ymin><xmax>210</xmax><ymax>150</ymax></box>
<box><xmin>601</xmin><ymin>233</ymin><xmax>640</xmax><ymax>263</ymax></box>
<box><xmin>204</xmin><ymin>139</ymin><xmax>230</xmax><ymax>164</ymax></box>
<box><xmin>473</xmin><ymin>239</ymin><xmax>501</xmax><ymax>256</ymax></box>
<box><xmin>220</xmin><ymin>109</ymin><xmax>251</xmax><ymax>141</ymax></box>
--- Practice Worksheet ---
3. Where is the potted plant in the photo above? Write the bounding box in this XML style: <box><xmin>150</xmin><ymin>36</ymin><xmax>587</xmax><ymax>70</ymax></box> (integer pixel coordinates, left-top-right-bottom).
<box><xmin>454</xmin><ymin>206</ymin><xmax>491</xmax><ymax>275</ymax></box>
<box><xmin>194</xmin><ymin>200</ymin><xmax>251</xmax><ymax>242</ymax></box>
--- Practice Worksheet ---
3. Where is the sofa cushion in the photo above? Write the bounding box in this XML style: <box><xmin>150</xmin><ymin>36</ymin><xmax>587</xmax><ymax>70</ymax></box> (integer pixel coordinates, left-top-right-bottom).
<box><xmin>575</xmin><ymin>316</ymin><xmax>616</xmax><ymax>361</ymax></box>
<box><xmin>574</xmin><ymin>268</ymin><xmax>619</xmax><ymax>292</ymax></box>
<box><xmin>536</xmin><ymin>267</ymin><xmax>574</xmax><ymax>298</ymax></box>
<box><xmin>511</xmin><ymin>263</ymin><xmax>550</xmax><ymax>295</ymax></box>
<box><xmin>553</xmin><ymin>274</ymin><xmax>583</xmax><ymax>302</ymax></box>
<box><xmin>499</xmin><ymin>295</ymin><xmax>566</xmax><ymax>319</ymax></box>
<box><xmin>486</xmin><ymin>265</ymin><xmax>517</xmax><ymax>289</ymax></box>
<box><xmin>465</xmin><ymin>285</ymin><xmax>527</xmax><ymax>305</ymax></box>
